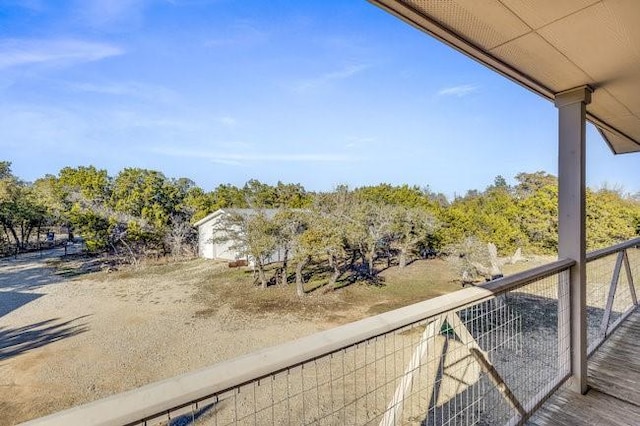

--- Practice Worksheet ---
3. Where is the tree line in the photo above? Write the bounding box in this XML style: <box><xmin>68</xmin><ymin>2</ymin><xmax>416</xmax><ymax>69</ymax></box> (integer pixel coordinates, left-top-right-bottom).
<box><xmin>1</xmin><ymin>161</ymin><xmax>639</xmax><ymax>274</ymax></box>
<box><xmin>0</xmin><ymin>161</ymin><xmax>316</xmax><ymax>259</ymax></box>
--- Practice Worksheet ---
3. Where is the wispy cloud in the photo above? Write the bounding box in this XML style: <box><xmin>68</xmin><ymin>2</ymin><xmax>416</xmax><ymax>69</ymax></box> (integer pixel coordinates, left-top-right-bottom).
<box><xmin>75</xmin><ymin>0</ymin><xmax>149</xmax><ymax>28</ymax></box>
<box><xmin>0</xmin><ymin>38</ymin><xmax>124</xmax><ymax>70</ymax></box>
<box><xmin>292</xmin><ymin>64</ymin><xmax>370</xmax><ymax>93</ymax></box>
<box><xmin>0</xmin><ymin>104</ymin><xmax>89</xmax><ymax>150</ymax></box>
<box><xmin>437</xmin><ymin>84</ymin><xmax>478</xmax><ymax>98</ymax></box>
<box><xmin>313</xmin><ymin>35</ymin><xmax>365</xmax><ymax>52</ymax></box>
<box><xmin>215</xmin><ymin>116</ymin><xmax>237</xmax><ymax>128</ymax></box>
<box><xmin>205</xmin><ymin>21</ymin><xmax>268</xmax><ymax>47</ymax></box>
<box><xmin>344</xmin><ymin>136</ymin><xmax>375</xmax><ymax>149</ymax></box>
<box><xmin>324</xmin><ymin>64</ymin><xmax>369</xmax><ymax>81</ymax></box>
<box><xmin>154</xmin><ymin>146</ymin><xmax>351</xmax><ymax>165</ymax></box>
<box><xmin>64</xmin><ymin>81</ymin><xmax>177</xmax><ymax>103</ymax></box>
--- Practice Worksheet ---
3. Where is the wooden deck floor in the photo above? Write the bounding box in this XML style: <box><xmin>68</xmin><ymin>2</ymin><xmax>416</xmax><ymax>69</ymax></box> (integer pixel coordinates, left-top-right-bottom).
<box><xmin>530</xmin><ymin>310</ymin><xmax>640</xmax><ymax>425</ymax></box>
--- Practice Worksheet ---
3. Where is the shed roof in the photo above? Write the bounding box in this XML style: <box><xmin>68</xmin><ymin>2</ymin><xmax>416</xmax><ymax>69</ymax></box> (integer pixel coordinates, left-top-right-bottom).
<box><xmin>193</xmin><ymin>208</ymin><xmax>280</xmax><ymax>228</ymax></box>
<box><xmin>370</xmin><ymin>0</ymin><xmax>640</xmax><ymax>154</ymax></box>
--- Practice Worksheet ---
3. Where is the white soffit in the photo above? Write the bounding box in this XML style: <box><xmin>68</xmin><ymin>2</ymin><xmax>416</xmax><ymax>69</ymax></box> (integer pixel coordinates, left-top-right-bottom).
<box><xmin>370</xmin><ymin>0</ymin><xmax>640</xmax><ymax>154</ymax></box>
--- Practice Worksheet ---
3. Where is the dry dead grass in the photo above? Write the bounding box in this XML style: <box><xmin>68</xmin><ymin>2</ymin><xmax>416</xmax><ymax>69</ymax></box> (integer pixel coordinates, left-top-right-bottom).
<box><xmin>341</xmin><ymin>258</ymin><xmax>461</xmax><ymax>315</ymax></box>
<box><xmin>86</xmin><ymin>254</ymin><xmax>555</xmax><ymax>324</ymax></box>
<box><xmin>60</xmin><ymin>256</ymin><xmax>459</xmax><ymax>328</ymax></box>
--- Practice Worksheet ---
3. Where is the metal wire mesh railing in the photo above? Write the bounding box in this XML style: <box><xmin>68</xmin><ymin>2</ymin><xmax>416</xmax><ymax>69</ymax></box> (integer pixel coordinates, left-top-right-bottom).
<box><xmin>586</xmin><ymin>240</ymin><xmax>640</xmax><ymax>355</ymax></box>
<box><xmin>27</xmin><ymin>239</ymin><xmax>640</xmax><ymax>426</ymax></box>
<box><xmin>166</xmin><ymin>267</ymin><xmax>571</xmax><ymax>426</ymax></box>
<box><xmin>147</xmin><ymin>267</ymin><xmax>571</xmax><ymax>426</ymax></box>
<box><xmin>24</xmin><ymin>258</ymin><xmax>577</xmax><ymax>426</ymax></box>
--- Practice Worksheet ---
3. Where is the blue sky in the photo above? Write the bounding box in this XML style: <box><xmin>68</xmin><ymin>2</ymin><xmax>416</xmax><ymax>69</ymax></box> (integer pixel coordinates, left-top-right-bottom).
<box><xmin>1</xmin><ymin>0</ymin><xmax>638</xmax><ymax>198</ymax></box>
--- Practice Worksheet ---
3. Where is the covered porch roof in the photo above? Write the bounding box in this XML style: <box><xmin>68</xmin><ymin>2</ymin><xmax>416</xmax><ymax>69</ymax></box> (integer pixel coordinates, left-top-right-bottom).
<box><xmin>369</xmin><ymin>0</ymin><xmax>640</xmax><ymax>154</ymax></box>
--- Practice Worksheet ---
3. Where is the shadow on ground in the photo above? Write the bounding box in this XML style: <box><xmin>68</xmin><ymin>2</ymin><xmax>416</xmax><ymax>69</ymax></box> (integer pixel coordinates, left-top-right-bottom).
<box><xmin>0</xmin><ymin>316</ymin><xmax>90</xmax><ymax>361</ymax></box>
<box><xmin>169</xmin><ymin>403</ymin><xmax>216</xmax><ymax>426</ymax></box>
<box><xmin>0</xmin><ymin>246</ymin><xmax>86</xmax><ymax>292</ymax></box>
<box><xmin>0</xmin><ymin>291</ymin><xmax>44</xmax><ymax>318</ymax></box>
<box><xmin>0</xmin><ymin>263</ymin><xmax>61</xmax><ymax>292</ymax></box>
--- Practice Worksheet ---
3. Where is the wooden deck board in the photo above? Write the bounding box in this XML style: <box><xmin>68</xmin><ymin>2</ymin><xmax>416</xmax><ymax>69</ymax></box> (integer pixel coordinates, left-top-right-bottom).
<box><xmin>588</xmin><ymin>311</ymin><xmax>640</xmax><ymax>406</ymax></box>
<box><xmin>531</xmin><ymin>310</ymin><xmax>640</xmax><ymax>425</ymax></box>
<box><xmin>529</xmin><ymin>388</ymin><xmax>640</xmax><ymax>426</ymax></box>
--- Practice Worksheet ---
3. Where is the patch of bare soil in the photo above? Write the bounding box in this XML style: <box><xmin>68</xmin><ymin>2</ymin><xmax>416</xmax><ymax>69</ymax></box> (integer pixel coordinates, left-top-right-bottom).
<box><xmin>0</xmin><ymin>257</ymin><xmax>336</xmax><ymax>425</ymax></box>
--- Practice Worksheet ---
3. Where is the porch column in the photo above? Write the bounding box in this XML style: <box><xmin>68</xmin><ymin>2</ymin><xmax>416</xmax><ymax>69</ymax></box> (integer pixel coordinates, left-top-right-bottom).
<box><xmin>555</xmin><ymin>85</ymin><xmax>592</xmax><ymax>394</ymax></box>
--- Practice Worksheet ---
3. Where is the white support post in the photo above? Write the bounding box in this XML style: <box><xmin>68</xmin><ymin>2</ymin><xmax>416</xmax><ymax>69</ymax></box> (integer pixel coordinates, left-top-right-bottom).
<box><xmin>555</xmin><ymin>85</ymin><xmax>592</xmax><ymax>395</ymax></box>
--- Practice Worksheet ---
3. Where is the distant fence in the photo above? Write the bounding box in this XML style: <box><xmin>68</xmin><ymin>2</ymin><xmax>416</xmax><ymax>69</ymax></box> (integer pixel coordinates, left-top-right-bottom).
<box><xmin>22</xmin><ymin>238</ymin><xmax>640</xmax><ymax>426</ymax></box>
<box><xmin>0</xmin><ymin>228</ymin><xmax>73</xmax><ymax>257</ymax></box>
<box><xmin>0</xmin><ymin>240</ymin><xmax>84</xmax><ymax>260</ymax></box>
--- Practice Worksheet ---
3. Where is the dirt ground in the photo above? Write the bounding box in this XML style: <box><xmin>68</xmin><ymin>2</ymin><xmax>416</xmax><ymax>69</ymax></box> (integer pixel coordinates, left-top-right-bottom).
<box><xmin>0</xmin><ymin>251</ymin><xmax>547</xmax><ymax>425</ymax></box>
<box><xmin>0</xmin><ymin>255</ymin><xmax>346</xmax><ymax>424</ymax></box>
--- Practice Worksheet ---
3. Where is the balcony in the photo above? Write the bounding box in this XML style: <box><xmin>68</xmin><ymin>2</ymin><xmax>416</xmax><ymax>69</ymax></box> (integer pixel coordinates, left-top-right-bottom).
<box><xmin>24</xmin><ymin>237</ymin><xmax>640</xmax><ymax>425</ymax></box>
<box><xmin>20</xmin><ymin>1</ymin><xmax>640</xmax><ymax>424</ymax></box>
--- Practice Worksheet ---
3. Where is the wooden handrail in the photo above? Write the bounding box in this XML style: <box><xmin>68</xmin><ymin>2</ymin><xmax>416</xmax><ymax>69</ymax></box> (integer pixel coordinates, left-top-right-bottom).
<box><xmin>586</xmin><ymin>237</ymin><xmax>640</xmax><ymax>262</ymax></box>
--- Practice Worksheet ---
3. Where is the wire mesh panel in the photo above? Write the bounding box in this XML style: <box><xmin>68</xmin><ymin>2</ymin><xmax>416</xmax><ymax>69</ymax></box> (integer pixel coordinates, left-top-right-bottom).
<box><xmin>629</xmin><ymin>247</ymin><xmax>640</xmax><ymax>296</ymax></box>
<box><xmin>448</xmin><ymin>271</ymin><xmax>570</xmax><ymax>426</ymax></box>
<box><xmin>586</xmin><ymin>248</ymin><xmax>638</xmax><ymax>353</ymax></box>
<box><xmin>585</xmin><ymin>253</ymin><xmax>617</xmax><ymax>349</ymax></box>
<box><xmin>154</xmin><ymin>270</ymin><xmax>571</xmax><ymax>426</ymax></box>
<box><xmin>607</xmin><ymin>255</ymin><xmax>635</xmax><ymax>328</ymax></box>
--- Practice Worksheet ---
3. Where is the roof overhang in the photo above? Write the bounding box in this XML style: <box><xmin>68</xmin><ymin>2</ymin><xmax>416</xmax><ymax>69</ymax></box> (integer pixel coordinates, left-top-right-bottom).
<box><xmin>370</xmin><ymin>0</ymin><xmax>640</xmax><ymax>154</ymax></box>
<box><xmin>192</xmin><ymin>209</ymin><xmax>226</xmax><ymax>227</ymax></box>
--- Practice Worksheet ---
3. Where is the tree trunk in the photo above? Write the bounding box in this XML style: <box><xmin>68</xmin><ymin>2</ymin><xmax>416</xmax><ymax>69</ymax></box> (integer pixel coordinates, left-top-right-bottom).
<box><xmin>20</xmin><ymin>222</ymin><xmax>26</xmax><ymax>249</ymax></box>
<box><xmin>399</xmin><ymin>248</ymin><xmax>407</xmax><ymax>268</ymax></box>
<box><xmin>117</xmin><ymin>236</ymin><xmax>138</xmax><ymax>265</ymax></box>
<box><xmin>349</xmin><ymin>250</ymin><xmax>358</xmax><ymax>269</ymax></box>
<box><xmin>257</xmin><ymin>260</ymin><xmax>268</xmax><ymax>289</ymax></box>
<box><xmin>7</xmin><ymin>226</ymin><xmax>19</xmax><ymax>248</ymax></box>
<box><xmin>328</xmin><ymin>256</ymin><xmax>341</xmax><ymax>288</ymax></box>
<box><xmin>295</xmin><ymin>256</ymin><xmax>309</xmax><ymax>297</ymax></box>
<box><xmin>368</xmin><ymin>250</ymin><xmax>375</xmax><ymax>276</ymax></box>
<box><xmin>2</xmin><ymin>224</ymin><xmax>19</xmax><ymax>255</ymax></box>
<box><xmin>25</xmin><ymin>226</ymin><xmax>33</xmax><ymax>248</ymax></box>
<box><xmin>280</xmin><ymin>247</ymin><xmax>289</xmax><ymax>286</ymax></box>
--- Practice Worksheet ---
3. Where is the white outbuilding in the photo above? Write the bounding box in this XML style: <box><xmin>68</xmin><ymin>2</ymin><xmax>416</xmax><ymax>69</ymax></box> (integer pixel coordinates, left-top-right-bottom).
<box><xmin>193</xmin><ymin>208</ymin><xmax>284</xmax><ymax>264</ymax></box>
